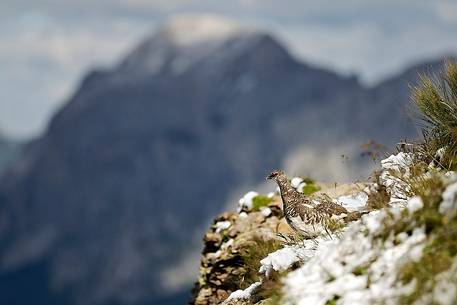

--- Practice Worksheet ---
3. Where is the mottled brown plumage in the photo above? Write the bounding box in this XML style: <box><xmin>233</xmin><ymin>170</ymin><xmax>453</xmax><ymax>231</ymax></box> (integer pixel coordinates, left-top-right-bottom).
<box><xmin>267</xmin><ymin>170</ymin><xmax>349</xmax><ymax>237</ymax></box>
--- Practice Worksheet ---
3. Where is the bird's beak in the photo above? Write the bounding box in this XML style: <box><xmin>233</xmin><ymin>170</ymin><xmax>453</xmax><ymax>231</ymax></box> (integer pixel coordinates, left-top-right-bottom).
<box><xmin>266</xmin><ymin>173</ymin><xmax>274</xmax><ymax>180</ymax></box>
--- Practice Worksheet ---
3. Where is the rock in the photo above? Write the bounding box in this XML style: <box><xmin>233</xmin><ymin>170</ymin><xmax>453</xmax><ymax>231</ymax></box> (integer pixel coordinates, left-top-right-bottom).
<box><xmin>189</xmin><ymin>203</ymin><xmax>287</xmax><ymax>305</ymax></box>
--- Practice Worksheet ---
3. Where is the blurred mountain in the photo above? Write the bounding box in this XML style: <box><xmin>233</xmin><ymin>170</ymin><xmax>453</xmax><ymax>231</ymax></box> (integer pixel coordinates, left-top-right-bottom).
<box><xmin>369</xmin><ymin>57</ymin><xmax>456</xmax><ymax>138</ymax></box>
<box><xmin>0</xmin><ymin>15</ymin><xmax>452</xmax><ymax>305</ymax></box>
<box><xmin>0</xmin><ymin>135</ymin><xmax>19</xmax><ymax>175</ymax></box>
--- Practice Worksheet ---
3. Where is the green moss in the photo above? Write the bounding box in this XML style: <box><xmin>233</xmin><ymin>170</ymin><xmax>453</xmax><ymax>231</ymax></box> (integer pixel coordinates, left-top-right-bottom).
<box><xmin>252</xmin><ymin>195</ymin><xmax>273</xmax><ymax>211</ymax></box>
<box><xmin>302</xmin><ymin>183</ymin><xmax>321</xmax><ymax>195</ymax></box>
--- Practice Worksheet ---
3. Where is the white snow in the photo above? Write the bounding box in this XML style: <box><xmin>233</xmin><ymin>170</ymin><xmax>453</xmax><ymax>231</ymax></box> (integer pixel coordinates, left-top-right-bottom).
<box><xmin>363</xmin><ymin>210</ymin><xmax>386</xmax><ymax>235</ymax></box>
<box><xmin>238</xmin><ymin>191</ymin><xmax>259</xmax><ymax>211</ymax></box>
<box><xmin>281</xmin><ymin>200</ymin><xmax>427</xmax><ymax>305</ymax></box>
<box><xmin>259</xmin><ymin>244</ymin><xmax>318</xmax><ymax>277</ymax></box>
<box><xmin>439</xmin><ymin>181</ymin><xmax>457</xmax><ymax>216</ymax></box>
<box><xmin>297</xmin><ymin>182</ymin><xmax>307</xmax><ymax>193</ymax></box>
<box><xmin>407</xmin><ymin>196</ymin><xmax>424</xmax><ymax>213</ymax></box>
<box><xmin>260</xmin><ymin>207</ymin><xmax>272</xmax><ymax>217</ymax></box>
<box><xmin>380</xmin><ymin>152</ymin><xmax>414</xmax><ymax>203</ymax></box>
<box><xmin>291</xmin><ymin>177</ymin><xmax>308</xmax><ymax>193</ymax></box>
<box><xmin>337</xmin><ymin>191</ymin><xmax>368</xmax><ymax>211</ymax></box>
<box><xmin>226</xmin><ymin>281</ymin><xmax>261</xmax><ymax>301</ymax></box>
<box><xmin>239</xmin><ymin>212</ymin><xmax>248</xmax><ymax>219</ymax></box>
<box><xmin>291</xmin><ymin>177</ymin><xmax>304</xmax><ymax>188</ymax></box>
<box><xmin>381</xmin><ymin>152</ymin><xmax>414</xmax><ymax>171</ymax></box>
<box><xmin>214</xmin><ymin>221</ymin><xmax>231</xmax><ymax>233</ymax></box>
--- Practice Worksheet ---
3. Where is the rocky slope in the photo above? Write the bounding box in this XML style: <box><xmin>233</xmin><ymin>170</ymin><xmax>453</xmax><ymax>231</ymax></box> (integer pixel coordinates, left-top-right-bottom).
<box><xmin>191</xmin><ymin>152</ymin><xmax>457</xmax><ymax>305</ymax></box>
<box><xmin>0</xmin><ymin>15</ymin><xmax>454</xmax><ymax>305</ymax></box>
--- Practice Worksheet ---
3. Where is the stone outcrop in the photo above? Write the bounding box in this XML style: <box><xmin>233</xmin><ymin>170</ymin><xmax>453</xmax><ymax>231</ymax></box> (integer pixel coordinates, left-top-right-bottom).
<box><xmin>190</xmin><ymin>197</ymin><xmax>287</xmax><ymax>305</ymax></box>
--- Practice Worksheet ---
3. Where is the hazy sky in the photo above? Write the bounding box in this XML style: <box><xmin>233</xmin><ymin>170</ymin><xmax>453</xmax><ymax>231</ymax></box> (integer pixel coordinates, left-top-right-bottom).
<box><xmin>2</xmin><ymin>0</ymin><xmax>457</xmax><ymax>139</ymax></box>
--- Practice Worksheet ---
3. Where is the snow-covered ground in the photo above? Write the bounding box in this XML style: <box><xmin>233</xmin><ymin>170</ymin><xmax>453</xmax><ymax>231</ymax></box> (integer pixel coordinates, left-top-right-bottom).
<box><xmin>227</xmin><ymin>152</ymin><xmax>457</xmax><ymax>305</ymax></box>
<box><xmin>282</xmin><ymin>199</ymin><xmax>426</xmax><ymax>305</ymax></box>
<box><xmin>279</xmin><ymin>152</ymin><xmax>457</xmax><ymax>305</ymax></box>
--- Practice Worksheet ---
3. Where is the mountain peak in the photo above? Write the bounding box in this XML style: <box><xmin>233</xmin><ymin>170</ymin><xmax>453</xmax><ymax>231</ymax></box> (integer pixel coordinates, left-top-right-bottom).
<box><xmin>159</xmin><ymin>14</ymin><xmax>250</xmax><ymax>47</ymax></box>
<box><xmin>117</xmin><ymin>15</ymin><xmax>261</xmax><ymax>76</ymax></box>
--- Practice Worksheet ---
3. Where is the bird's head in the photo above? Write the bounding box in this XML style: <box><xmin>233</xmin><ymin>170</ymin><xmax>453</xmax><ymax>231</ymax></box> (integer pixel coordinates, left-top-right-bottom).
<box><xmin>266</xmin><ymin>170</ymin><xmax>284</xmax><ymax>181</ymax></box>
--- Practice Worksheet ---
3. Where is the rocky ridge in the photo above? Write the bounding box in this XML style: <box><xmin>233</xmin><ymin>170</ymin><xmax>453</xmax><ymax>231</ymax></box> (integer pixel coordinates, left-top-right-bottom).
<box><xmin>190</xmin><ymin>180</ymin><xmax>369</xmax><ymax>305</ymax></box>
<box><xmin>190</xmin><ymin>151</ymin><xmax>457</xmax><ymax>305</ymax></box>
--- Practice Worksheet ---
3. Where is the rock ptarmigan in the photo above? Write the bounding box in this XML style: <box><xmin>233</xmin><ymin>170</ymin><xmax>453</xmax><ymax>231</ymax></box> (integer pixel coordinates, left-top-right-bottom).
<box><xmin>267</xmin><ymin>170</ymin><xmax>350</xmax><ymax>238</ymax></box>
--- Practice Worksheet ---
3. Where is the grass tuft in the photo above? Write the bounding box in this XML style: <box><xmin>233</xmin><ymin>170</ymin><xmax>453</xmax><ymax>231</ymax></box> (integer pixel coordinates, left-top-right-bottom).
<box><xmin>238</xmin><ymin>236</ymin><xmax>282</xmax><ymax>287</ymax></box>
<box><xmin>412</xmin><ymin>61</ymin><xmax>457</xmax><ymax>170</ymax></box>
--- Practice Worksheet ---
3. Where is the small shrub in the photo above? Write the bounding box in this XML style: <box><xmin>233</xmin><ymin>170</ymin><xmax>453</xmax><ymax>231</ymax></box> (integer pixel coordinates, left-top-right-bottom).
<box><xmin>412</xmin><ymin>61</ymin><xmax>457</xmax><ymax>170</ymax></box>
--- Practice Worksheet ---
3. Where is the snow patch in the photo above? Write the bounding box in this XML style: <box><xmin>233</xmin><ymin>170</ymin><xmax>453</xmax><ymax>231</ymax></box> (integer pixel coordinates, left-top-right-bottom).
<box><xmin>226</xmin><ymin>281</ymin><xmax>261</xmax><ymax>301</ymax></box>
<box><xmin>239</xmin><ymin>212</ymin><xmax>248</xmax><ymax>219</ymax></box>
<box><xmin>381</xmin><ymin>152</ymin><xmax>413</xmax><ymax>171</ymax></box>
<box><xmin>439</xmin><ymin>181</ymin><xmax>457</xmax><ymax>216</ymax></box>
<box><xmin>407</xmin><ymin>196</ymin><xmax>424</xmax><ymax>213</ymax></box>
<box><xmin>337</xmin><ymin>192</ymin><xmax>368</xmax><ymax>211</ymax></box>
<box><xmin>259</xmin><ymin>245</ymin><xmax>317</xmax><ymax>277</ymax></box>
<box><xmin>214</xmin><ymin>221</ymin><xmax>231</xmax><ymax>233</ymax></box>
<box><xmin>238</xmin><ymin>191</ymin><xmax>259</xmax><ymax>211</ymax></box>
<box><xmin>291</xmin><ymin>177</ymin><xmax>304</xmax><ymax>188</ymax></box>
<box><xmin>380</xmin><ymin>152</ymin><xmax>414</xmax><ymax>203</ymax></box>
<box><xmin>297</xmin><ymin>182</ymin><xmax>307</xmax><ymax>193</ymax></box>
<box><xmin>260</xmin><ymin>207</ymin><xmax>272</xmax><ymax>217</ymax></box>
<box><xmin>363</xmin><ymin>210</ymin><xmax>386</xmax><ymax>235</ymax></box>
